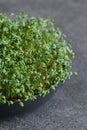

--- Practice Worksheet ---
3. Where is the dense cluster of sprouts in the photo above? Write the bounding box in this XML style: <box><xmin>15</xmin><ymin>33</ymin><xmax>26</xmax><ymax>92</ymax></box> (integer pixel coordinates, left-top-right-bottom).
<box><xmin>0</xmin><ymin>12</ymin><xmax>75</xmax><ymax>106</ymax></box>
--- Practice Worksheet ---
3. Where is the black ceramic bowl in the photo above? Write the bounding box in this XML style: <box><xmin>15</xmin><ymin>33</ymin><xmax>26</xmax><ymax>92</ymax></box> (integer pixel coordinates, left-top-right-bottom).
<box><xmin>0</xmin><ymin>84</ymin><xmax>61</xmax><ymax>119</ymax></box>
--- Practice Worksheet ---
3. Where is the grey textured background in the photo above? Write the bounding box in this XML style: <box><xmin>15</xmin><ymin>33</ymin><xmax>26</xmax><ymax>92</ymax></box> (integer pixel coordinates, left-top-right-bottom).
<box><xmin>0</xmin><ymin>0</ymin><xmax>87</xmax><ymax>130</ymax></box>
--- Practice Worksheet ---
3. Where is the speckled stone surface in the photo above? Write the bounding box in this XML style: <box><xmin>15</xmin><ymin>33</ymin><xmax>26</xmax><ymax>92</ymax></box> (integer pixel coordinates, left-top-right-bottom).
<box><xmin>0</xmin><ymin>0</ymin><xmax>87</xmax><ymax>130</ymax></box>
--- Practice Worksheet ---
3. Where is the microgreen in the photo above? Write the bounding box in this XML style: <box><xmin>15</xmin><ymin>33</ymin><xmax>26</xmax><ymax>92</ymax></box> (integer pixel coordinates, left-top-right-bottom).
<box><xmin>0</xmin><ymin>12</ymin><xmax>76</xmax><ymax>106</ymax></box>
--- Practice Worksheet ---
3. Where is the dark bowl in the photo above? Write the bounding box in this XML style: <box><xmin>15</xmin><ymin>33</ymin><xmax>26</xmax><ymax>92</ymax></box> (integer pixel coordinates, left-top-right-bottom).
<box><xmin>0</xmin><ymin>84</ymin><xmax>61</xmax><ymax>120</ymax></box>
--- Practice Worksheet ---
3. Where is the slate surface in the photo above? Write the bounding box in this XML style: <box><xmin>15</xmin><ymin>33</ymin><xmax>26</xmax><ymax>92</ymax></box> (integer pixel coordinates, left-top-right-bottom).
<box><xmin>0</xmin><ymin>0</ymin><xmax>87</xmax><ymax>130</ymax></box>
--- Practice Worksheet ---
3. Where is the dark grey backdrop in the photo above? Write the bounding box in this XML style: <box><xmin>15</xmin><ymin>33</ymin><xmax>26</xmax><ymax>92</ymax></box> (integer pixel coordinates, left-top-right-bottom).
<box><xmin>0</xmin><ymin>0</ymin><xmax>87</xmax><ymax>130</ymax></box>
